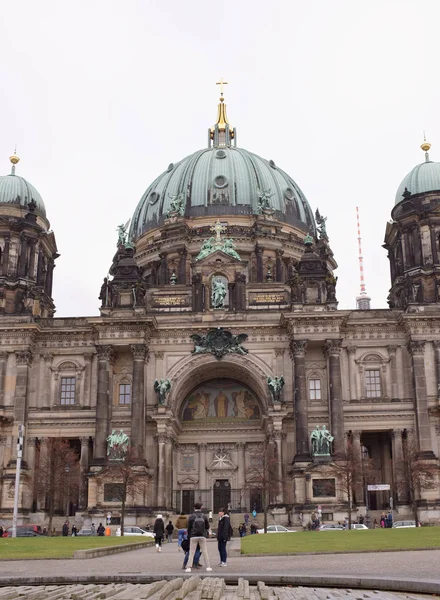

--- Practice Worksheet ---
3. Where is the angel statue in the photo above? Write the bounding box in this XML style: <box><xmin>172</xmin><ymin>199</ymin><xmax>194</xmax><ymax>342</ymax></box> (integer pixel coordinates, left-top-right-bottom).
<box><xmin>106</xmin><ymin>429</ymin><xmax>130</xmax><ymax>460</ymax></box>
<box><xmin>154</xmin><ymin>378</ymin><xmax>172</xmax><ymax>406</ymax></box>
<box><xmin>315</xmin><ymin>209</ymin><xmax>328</xmax><ymax>239</ymax></box>
<box><xmin>267</xmin><ymin>375</ymin><xmax>285</xmax><ymax>403</ymax></box>
<box><xmin>116</xmin><ymin>219</ymin><xmax>131</xmax><ymax>246</ymax></box>
<box><xmin>256</xmin><ymin>188</ymin><xmax>274</xmax><ymax>213</ymax></box>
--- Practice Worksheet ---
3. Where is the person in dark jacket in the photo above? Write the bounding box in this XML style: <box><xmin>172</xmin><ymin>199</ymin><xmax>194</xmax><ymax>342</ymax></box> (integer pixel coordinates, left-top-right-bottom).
<box><xmin>153</xmin><ymin>514</ymin><xmax>165</xmax><ymax>552</ymax></box>
<box><xmin>165</xmin><ymin>520</ymin><xmax>174</xmax><ymax>543</ymax></box>
<box><xmin>185</xmin><ymin>502</ymin><xmax>212</xmax><ymax>573</ymax></box>
<box><xmin>217</xmin><ymin>508</ymin><xmax>231</xmax><ymax>566</ymax></box>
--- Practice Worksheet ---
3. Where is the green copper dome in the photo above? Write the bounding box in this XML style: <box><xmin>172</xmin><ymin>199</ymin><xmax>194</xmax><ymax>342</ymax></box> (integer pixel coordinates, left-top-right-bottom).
<box><xmin>0</xmin><ymin>158</ymin><xmax>46</xmax><ymax>217</ymax></box>
<box><xmin>130</xmin><ymin>145</ymin><xmax>315</xmax><ymax>239</ymax></box>
<box><xmin>395</xmin><ymin>142</ymin><xmax>440</xmax><ymax>205</ymax></box>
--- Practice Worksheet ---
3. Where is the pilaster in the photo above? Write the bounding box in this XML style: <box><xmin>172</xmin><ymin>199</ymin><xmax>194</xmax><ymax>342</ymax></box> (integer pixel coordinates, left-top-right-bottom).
<box><xmin>407</xmin><ymin>341</ymin><xmax>435</xmax><ymax>457</ymax></box>
<box><xmin>94</xmin><ymin>345</ymin><xmax>114</xmax><ymax>462</ymax></box>
<box><xmin>290</xmin><ymin>340</ymin><xmax>310</xmax><ymax>461</ymax></box>
<box><xmin>325</xmin><ymin>339</ymin><xmax>344</xmax><ymax>456</ymax></box>
<box><xmin>130</xmin><ymin>344</ymin><xmax>148</xmax><ymax>460</ymax></box>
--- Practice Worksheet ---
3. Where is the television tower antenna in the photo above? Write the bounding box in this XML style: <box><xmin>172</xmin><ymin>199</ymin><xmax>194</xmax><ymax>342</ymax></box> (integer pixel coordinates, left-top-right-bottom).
<box><xmin>356</xmin><ymin>206</ymin><xmax>371</xmax><ymax>310</ymax></box>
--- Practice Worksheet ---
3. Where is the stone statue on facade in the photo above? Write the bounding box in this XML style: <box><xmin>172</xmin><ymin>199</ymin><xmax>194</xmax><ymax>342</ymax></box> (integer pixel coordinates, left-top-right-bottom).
<box><xmin>325</xmin><ymin>275</ymin><xmax>337</xmax><ymax>302</ymax></box>
<box><xmin>99</xmin><ymin>277</ymin><xmax>113</xmax><ymax>307</ymax></box>
<box><xmin>165</xmin><ymin>192</ymin><xmax>185</xmax><ymax>218</ymax></box>
<box><xmin>132</xmin><ymin>281</ymin><xmax>146</xmax><ymax>308</ymax></box>
<box><xmin>116</xmin><ymin>220</ymin><xmax>130</xmax><ymax>246</ymax></box>
<box><xmin>267</xmin><ymin>375</ymin><xmax>285</xmax><ymax>403</ymax></box>
<box><xmin>315</xmin><ymin>209</ymin><xmax>328</xmax><ymax>239</ymax></box>
<box><xmin>310</xmin><ymin>425</ymin><xmax>334</xmax><ymax>456</ymax></box>
<box><xmin>222</xmin><ymin>238</ymin><xmax>241</xmax><ymax>261</ymax></box>
<box><xmin>190</xmin><ymin>328</ymin><xmax>248</xmax><ymax>360</ymax></box>
<box><xmin>154</xmin><ymin>378</ymin><xmax>171</xmax><ymax>405</ymax></box>
<box><xmin>212</xmin><ymin>278</ymin><xmax>227</xmax><ymax>309</ymax></box>
<box><xmin>106</xmin><ymin>429</ymin><xmax>130</xmax><ymax>460</ymax></box>
<box><xmin>196</xmin><ymin>237</ymin><xmax>216</xmax><ymax>261</ymax></box>
<box><xmin>256</xmin><ymin>188</ymin><xmax>274</xmax><ymax>214</ymax></box>
<box><xmin>290</xmin><ymin>273</ymin><xmax>305</xmax><ymax>303</ymax></box>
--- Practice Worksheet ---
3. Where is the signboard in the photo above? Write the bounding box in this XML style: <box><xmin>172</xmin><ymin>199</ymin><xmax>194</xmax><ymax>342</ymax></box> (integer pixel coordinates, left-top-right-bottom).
<box><xmin>249</xmin><ymin>292</ymin><xmax>287</xmax><ymax>305</ymax></box>
<box><xmin>153</xmin><ymin>295</ymin><xmax>189</xmax><ymax>307</ymax></box>
<box><xmin>367</xmin><ymin>484</ymin><xmax>390</xmax><ymax>491</ymax></box>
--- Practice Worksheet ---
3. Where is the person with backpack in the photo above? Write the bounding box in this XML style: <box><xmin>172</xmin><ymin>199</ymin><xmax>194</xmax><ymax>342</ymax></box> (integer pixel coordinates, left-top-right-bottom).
<box><xmin>185</xmin><ymin>502</ymin><xmax>212</xmax><ymax>573</ymax></box>
<box><xmin>165</xmin><ymin>520</ymin><xmax>174</xmax><ymax>543</ymax></box>
<box><xmin>217</xmin><ymin>507</ymin><xmax>232</xmax><ymax>567</ymax></box>
<box><xmin>153</xmin><ymin>514</ymin><xmax>165</xmax><ymax>552</ymax></box>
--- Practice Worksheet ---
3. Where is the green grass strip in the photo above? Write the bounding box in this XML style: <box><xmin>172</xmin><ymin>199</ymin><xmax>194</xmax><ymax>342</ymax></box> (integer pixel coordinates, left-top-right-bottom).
<box><xmin>240</xmin><ymin>527</ymin><xmax>440</xmax><ymax>555</ymax></box>
<box><xmin>0</xmin><ymin>536</ymin><xmax>152</xmax><ymax>559</ymax></box>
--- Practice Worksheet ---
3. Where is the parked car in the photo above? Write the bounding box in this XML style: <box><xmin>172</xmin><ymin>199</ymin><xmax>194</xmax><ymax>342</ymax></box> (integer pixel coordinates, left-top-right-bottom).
<box><xmin>392</xmin><ymin>520</ymin><xmax>420</xmax><ymax>528</ymax></box>
<box><xmin>3</xmin><ymin>524</ymin><xmax>44</xmax><ymax>537</ymax></box>
<box><xmin>348</xmin><ymin>523</ymin><xmax>368</xmax><ymax>530</ymax></box>
<box><xmin>77</xmin><ymin>528</ymin><xmax>93</xmax><ymax>536</ymax></box>
<box><xmin>256</xmin><ymin>525</ymin><xmax>295</xmax><ymax>534</ymax></box>
<box><xmin>319</xmin><ymin>524</ymin><xmax>345</xmax><ymax>531</ymax></box>
<box><xmin>115</xmin><ymin>526</ymin><xmax>154</xmax><ymax>537</ymax></box>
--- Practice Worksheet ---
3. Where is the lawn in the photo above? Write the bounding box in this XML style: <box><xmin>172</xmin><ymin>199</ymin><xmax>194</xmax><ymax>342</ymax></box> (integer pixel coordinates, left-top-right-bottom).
<box><xmin>240</xmin><ymin>527</ymin><xmax>440</xmax><ymax>555</ymax></box>
<box><xmin>0</xmin><ymin>536</ymin><xmax>152</xmax><ymax>559</ymax></box>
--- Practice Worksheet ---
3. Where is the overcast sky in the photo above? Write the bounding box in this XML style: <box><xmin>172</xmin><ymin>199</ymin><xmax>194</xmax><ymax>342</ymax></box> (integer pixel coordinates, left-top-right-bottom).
<box><xmin>0</xmin><ymin>1</ymin><xmax>438</xmax><ymax>317</ymax></box>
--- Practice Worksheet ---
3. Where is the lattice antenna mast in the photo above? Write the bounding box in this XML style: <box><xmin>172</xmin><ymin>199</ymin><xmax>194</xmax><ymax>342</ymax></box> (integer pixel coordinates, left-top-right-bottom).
<box><xmin>356</xmin><ymin>206</ymin><xmax>371</xmax><ymax>310</ymax></box>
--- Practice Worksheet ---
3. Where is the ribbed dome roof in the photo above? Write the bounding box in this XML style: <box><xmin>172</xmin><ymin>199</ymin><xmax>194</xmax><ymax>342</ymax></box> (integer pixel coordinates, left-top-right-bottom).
<box><xmin>395</xmin><ymin>160</ymin><xmax>440</xmax><ymax>205</ymax></box>
<box><xmin>130</xmin><ymin>145</ymin><xmax>315</xmax><ymax>239</ymax></box>
<box><xmin>0</xmin><ymin>172</ymin><xmax>46</xmax><ymax>217</ymax></box>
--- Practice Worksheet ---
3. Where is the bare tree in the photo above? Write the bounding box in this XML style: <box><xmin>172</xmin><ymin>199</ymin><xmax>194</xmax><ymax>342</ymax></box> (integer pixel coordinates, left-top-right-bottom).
<box><xmin>328</xmin><ymin>438</ymin><xmax>375</xmax><ymax>529</ymax></box>
<box><xmin>99</xmin><ymin>449</ymin><xmax>147</xmax><ymax>535</ymax></box>
<box><xmin>397</xmin><ymin>437</ymin><xmax>437</xmax><ymax>524</ymax></box>
<box><xmin>245</xmin><ymin>440</ymin><xmax>282</xmax><ymax>533</ymax></box>
<box><xmin>35</xmin><ymin>438</ymin><xmax>80</xmax><ymax>535</ymax></box>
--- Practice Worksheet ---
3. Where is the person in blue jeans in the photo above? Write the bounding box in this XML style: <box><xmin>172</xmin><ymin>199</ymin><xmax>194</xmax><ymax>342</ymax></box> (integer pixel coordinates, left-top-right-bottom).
<box><xmin>181</xmin><ymin>535</ymin><xmax>201</xmax><ymax>569</ymax></box>
<box><xmin>217</xmin><ymin>507</ymin><xmax>231</xmax><ymax>567</ymax></box>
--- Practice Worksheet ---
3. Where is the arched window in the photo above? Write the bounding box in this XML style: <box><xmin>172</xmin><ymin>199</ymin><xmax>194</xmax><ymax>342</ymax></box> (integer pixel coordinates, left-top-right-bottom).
<box><xmin>357</xmin><ymin>353</ymin><xmax>388</xmax><ymax>400</ymax></box>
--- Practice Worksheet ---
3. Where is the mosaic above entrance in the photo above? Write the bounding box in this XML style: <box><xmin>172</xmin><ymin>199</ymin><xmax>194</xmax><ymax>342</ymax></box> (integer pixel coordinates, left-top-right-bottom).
<box><xmin>181</xmin><ymin>379</ymin><xmax>261</xmax><ymax>422</ymax></box>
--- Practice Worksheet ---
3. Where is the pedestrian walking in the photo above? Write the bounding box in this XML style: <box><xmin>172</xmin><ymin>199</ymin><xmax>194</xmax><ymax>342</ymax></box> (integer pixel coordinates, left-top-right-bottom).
<box><xmin>62</xmin><ymin>521</ymin><xmax>69</xmax><ymax>536</ymax></box>
<box><xmin>175</xmin><ymin>513</ymin><xmax>187</xmax><ymax>551</ymax></box>
<box><xmin>71</xmin><ymin>525</ymin><xmax>78</xmax><ymax>536</ymax></box>
<box><xmin>91</xmin><ymin>523</ymin><xmax>96</xmax><ymax>536</ymax></box>
<box><xmin>244</xmin><ymin>513</ymin><xmax>249</xmax><ymax>526</ymax></box>
<box><xmin>166</xmin><ymin>520</ymin><xmax>174</xmax><ymax>543</ymax></box>
<box><xmin>217</xmin><ymin>507</ymin><xmax>231</xmax><ymax>567</ymax></box>
<box><xmin>153</xmin><ymin>514</ymin><xmax>165</xmax><ymax>552</ymax></box>
<box><xmin>208</xmin><ymin>510</ymin><xmax>213</xmax><ymax>524</ymax></box>
<box><xmin>185</xmin><ymin>502</ymin><xmax>212</xmax><ymax>573</ymax></box>
<box><xmin>181</xmin><ymin>533</ymin><xmax>202</xmax><ymax>570</ymax></box>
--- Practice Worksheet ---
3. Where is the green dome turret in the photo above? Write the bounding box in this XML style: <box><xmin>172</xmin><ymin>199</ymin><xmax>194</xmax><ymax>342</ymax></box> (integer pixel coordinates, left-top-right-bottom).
<box><xmin>0</xmin><ymin>154</ymin><xmax>46</xmax><ymax>218</ymax></box>
<box><xmin>395</xmin><ymin>140</ymin><xmax>440</xmax><ymax>205</ymax></box>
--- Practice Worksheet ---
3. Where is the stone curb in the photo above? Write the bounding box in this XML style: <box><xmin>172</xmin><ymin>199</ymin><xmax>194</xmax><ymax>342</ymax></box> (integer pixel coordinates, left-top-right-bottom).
<box><xmin>0</xmin><ymin>574</ymin><xmax>439</xmax><ymax>595</ymax></box>
<box><xmin>73</xmin><ymin>539</ymin><xmax>153</xmax><ymax>559</ymax></box>
<box><xmin>234</xmin><ymin>545</ymin><xmax>440</xmax><ymax>556</ymax></box>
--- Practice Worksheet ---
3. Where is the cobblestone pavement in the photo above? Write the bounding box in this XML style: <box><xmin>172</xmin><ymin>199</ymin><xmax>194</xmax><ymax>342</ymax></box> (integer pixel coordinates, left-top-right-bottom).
<box><xmin>0</xmin><ymin>579</ymin><xmax>437</xmax><ymax>600</ymax></box>
<box><xmin>1</xmin><ymin>540</ymin><xmax>440</xmax><ymax>582</ymax></box>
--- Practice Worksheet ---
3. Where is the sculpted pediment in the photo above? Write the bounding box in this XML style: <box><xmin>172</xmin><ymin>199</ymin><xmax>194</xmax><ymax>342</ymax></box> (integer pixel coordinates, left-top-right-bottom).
<box><xmin>196</xmin><ymin>249</ymin><xmax>242</xmax><ymax>265</ymax></box>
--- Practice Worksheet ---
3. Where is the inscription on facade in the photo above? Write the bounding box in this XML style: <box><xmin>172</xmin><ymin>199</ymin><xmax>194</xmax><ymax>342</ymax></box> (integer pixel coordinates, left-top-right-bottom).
<box><xmin>249</xmin><ymin>292</ymin><xmax>287</xmax><ymax>305</ymax></box>
<box><xmin>153</xmin><ymin>295</ymin><xmax>189</xmax><ymax>307</ymax></box>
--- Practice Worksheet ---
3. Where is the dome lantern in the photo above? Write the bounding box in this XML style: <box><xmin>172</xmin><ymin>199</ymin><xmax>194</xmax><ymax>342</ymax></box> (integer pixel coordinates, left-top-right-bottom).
<box><xmin>209</xmin><ymin>79</ymin><xmax>236</xmax><ymax>148</ymax></box>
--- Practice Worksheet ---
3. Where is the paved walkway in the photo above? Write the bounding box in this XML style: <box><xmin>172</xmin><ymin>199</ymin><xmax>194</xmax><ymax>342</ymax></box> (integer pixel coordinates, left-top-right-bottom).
<box><xmin>0</xmin><ymin>539</ymin><xmax>439</xmax><ymax>583</ymax></box>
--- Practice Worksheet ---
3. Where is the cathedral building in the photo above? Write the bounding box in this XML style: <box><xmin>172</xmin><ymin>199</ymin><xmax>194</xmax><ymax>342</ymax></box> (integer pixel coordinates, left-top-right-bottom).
<box><xmin>0</xmin><ymin>92</ymin><xmax>439</xmax><ymax>526</ymax></box>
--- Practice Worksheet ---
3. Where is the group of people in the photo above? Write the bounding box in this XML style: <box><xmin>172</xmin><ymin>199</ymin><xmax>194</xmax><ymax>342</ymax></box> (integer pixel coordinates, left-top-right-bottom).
<box><xmin>379</xmin><ymin>512</ymin><xmax>393</xmax><ymax>528</ymax></box>
<box><xmin>152</xmin><ymin>503</ymin><xmax>233</xmax><ymax>571</ymax></box>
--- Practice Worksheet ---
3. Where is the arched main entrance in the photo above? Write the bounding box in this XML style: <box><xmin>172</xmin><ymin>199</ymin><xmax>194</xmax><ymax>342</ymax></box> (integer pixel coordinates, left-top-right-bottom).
<box><xmin>172</xmin><ymin>374</ymin><xmax>267</xmax><ymax>514</ymax></box>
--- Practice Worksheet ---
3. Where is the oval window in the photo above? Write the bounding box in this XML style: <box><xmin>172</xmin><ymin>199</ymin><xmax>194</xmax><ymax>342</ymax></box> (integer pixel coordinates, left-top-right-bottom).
<box><xmin>214</xmin><ymin>175</ymin><xmax>228</xmax><ymax>188</ymax></box>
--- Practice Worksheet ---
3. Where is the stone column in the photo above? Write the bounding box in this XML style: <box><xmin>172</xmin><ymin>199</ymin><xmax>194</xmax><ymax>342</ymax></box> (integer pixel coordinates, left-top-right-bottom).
<box><xmin>351</xmin><ymin>430</ymin><xmax>364</xmax><ymax>504</ymax></box>
<box><xmin>0</xmin><ymin>352</ymin><xmax>8</xmax><ymax>406</ymax></box>
<box><xmin>2</xmin><ymin>237</ymin><xmax>10</xmax><ymax>277</ymax></box>
<box><xmin>275</xmin><ymin>250</ymin><xmax>284</xmax><ymax>282</ymax></box>
<box><xmin>130</xmin><ymin>344</ymin><xmax>148</xmax><ymax>460</ymax></box>
<box><xmin>346</xmin><ymin>346</ymin><xmax>357</xmax><ymax>401</ymax></box>
<box><xmin>290</xmin><ymin>340</ymin><xmax>309</xmax><ymax>460</ymax></box>
<box><xmin>387</xmin><ymin>345</ymin><xmax>398</xmax><ymax>401</ymax></box>
<box><xmin>82</xmin><ymin>354</ymin><xmax>93</xmax><ymax>407</ymax></box>
<box><xmin>407</xmin><ymin>341</ymin><xmax>435</xmax><ymax>457</ymax></box>
<box><xmin>273</xmin><ymin>431</ymin><xmax>284</xmax><ymax>503</ymax></box>
<box><xmin>433</xmin><ymin>341</ymin><xmax>440</xmax><ymax>399</ymax></box>
<box><xmin>94</xmin><ymin>345</ymin><xmax>114</xmax><ymax>461</ymax></box>
<box><xmin>159</xmin><ymin>252</ymin><xmax>168</xmax><ymax>285</ymax></box>
<box><xmin>41</xmin><ymin>353</ymin><xmax>53</xmax><ymax>409</ymax></box>
<box><xmin>25</xmin><ymin>436</ymin><xmax>37</xmax><ymax>510</ymax></box>
<box><xmin>156</xmin><ymin>434</ymin><xmax>167</xmax><ymax>507</ymax></box>
<box><xmin>18</xmin><ymin>235</ymin><xmax>28</xmax><ymax>277</ymax></box>
<box><xmin>391</xmin><ymin>429</ymin><xmax>406</xmax><ymax>504</ymax></box>
<box><xmin>178</xmin><ymin>249</ymin><xmax>187</xmax><ymax>284</ymax></box>
<box><xmin>79</xmin><ymin>437</ymin><xmax>90</xmax><ymax>510</ymax></box>
<box><xmin>256</xmin><ymin>245</ymin><xmax>264</xmax><ymax>283</ymax></box>
<box><xmin>165</xmin><ymin>438</ymin><xmax>173</xmax><ymax>507</ymax></box>
<box><xmin>14</xmin><ymin>350</ymin><xmax>33</xmax><ymax>426</ymax></box>
<box><xmin>198</xmin><ymin>443</ymin><xmax>207</xmax><ymax>490</ymax></box>
<box><xmin>237</xmin><ymin>441</ymin><xmax>245</xmax><ymax>491</ymax></box>
<box><xmin>325</xmin><ymin>340</ymin><xmax>345</xmax><ymax>456</ymax></box>
<box><xmin>45</xmin><ymin>259</ymin><xmax>55</xmax><ymax>296</ymax></box>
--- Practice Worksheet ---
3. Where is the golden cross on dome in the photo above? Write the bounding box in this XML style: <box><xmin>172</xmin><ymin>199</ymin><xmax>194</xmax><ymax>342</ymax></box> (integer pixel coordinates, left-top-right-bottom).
<box><xmin>216</xmin><ymin>78</ymin><xmax>228</xmax><ymax>97</ymax></box>
<box><xmin>210</xmin><ymin>219</ymin><xmax>226</xmax><ymax>244</ymax></box>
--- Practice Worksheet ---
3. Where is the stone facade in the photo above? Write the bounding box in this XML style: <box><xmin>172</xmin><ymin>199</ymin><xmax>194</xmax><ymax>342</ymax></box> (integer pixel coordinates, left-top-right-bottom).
<box><xmin>0</xmin><ymin>105</ymin><xmax>439</xmax><ymax>528</ymax></box>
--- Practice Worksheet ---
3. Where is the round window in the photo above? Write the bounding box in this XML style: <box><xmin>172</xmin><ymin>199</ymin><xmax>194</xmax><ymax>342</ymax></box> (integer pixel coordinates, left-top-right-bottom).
<box><xmin>215</xmin><ymin>149</ymin><xmax>226</xmax><ymax>159</ymax></box>
<box><xmin>269</xmin><ymin>159</ymin><xmax>277</xmax><ymax>169</ymax></box>
<box><xmin>284</xmin><ymin>188</ymin><xmax>295</xmax><ymax>200</ymax></box>
<box><xmin>214</xmin><ymin>175</ymin><xmax>228</xmax><ymax>188</ymax></box>
<box><xmin>149</xmin><ymin>191</ymin><xmax>160</xmax><ymax>205</ymax></box>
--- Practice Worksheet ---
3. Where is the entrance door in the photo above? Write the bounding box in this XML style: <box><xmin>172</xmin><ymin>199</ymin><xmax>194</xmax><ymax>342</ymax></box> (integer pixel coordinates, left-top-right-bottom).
<box><xmin>182</xmin><ymin>490</ymin><xmax>195</xmax><ymax>514</ymax></box>
<box><xmin>250</xmin><ymin>489</ymin><xmax>263</xmax><ymax>513</ymax></box>
<box><xmin>213</xmin><ymin>479</ymin><xmax>231</xmax><ymax>512</ymax></box>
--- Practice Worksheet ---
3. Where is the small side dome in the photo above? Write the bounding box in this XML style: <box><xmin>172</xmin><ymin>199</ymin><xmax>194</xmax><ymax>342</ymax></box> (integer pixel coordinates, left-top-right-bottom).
<box><xmin>0</xmin><ymin>155</ymin><xmax>46</xmax><ymax>217</ymax></box>
<box><xmin>395</xmin><ymin>140</ymin><xmax>440</xmax><ymax>205</ymax></box>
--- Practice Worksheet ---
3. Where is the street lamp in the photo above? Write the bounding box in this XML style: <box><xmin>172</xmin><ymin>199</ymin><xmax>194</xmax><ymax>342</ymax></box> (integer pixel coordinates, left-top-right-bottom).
<box><xmin>361</xmin><ymin>445</ymin><xmax>370</xmax><ymax>528</ymax></box>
